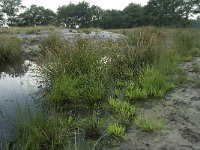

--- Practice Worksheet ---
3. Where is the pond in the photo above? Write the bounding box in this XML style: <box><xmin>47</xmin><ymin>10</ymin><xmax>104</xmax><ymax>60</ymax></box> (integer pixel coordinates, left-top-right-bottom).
<box><xmin>0</xmin><ymin>57</ymin><xmax>41</xmax><ymax>143</ymax></box>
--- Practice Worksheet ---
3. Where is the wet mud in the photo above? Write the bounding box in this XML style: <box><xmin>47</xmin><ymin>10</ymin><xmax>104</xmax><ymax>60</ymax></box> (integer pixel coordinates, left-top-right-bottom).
<box><xmin>115</xmin><ymin>57</ymin><xmax>200</xmax><ymax>150</ymax></box>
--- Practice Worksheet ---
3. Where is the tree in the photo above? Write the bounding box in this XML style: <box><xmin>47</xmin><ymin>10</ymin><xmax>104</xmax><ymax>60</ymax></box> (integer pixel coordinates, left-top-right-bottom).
<box><xmin>19</xmin><ymin>5</ymin><xmax>56</xmax><ymax>26</ymax></box>
<box><xmin>57</xmin><ymin>2</ymin><xmax>92</xmax><ymax>28</ymax></box>
<box><xmin>101</xmin><ymin>10</ymin><xmax>124</xmax><ymax>29</ymax></box>
<box><xmin>57</xmin><ymin>3</ymin><xmax>78</xmax><ymax>28</ymax></box>
<box><xmin>90</xmin><ymin>5</ymin><xmax>103</xmax><ymax>27</ymax></box>
<box><xmin>190</xmin><ymin>16</ymin><xmax>200</xmax><ymax>27</ymax></box>
<box><xmin>0</xmin><ymin>0</ymin><xmax>25</xmax><ymax>25</ymax></box>
<box><xmin>144</xmin><ymin>0</ymin><xmax>200</xmax><ymax>27</ymax></box>
<box><xmin>144</xmin><ymin>0</ymin><xmax>183</xmax><ymax>26</ymax></box>
<box><xmin>76</xmin><ymin>2</ymin><xmax>92</xmax><ymax>27</ymax></box>
<box><xmin>123</xmin><ymin>3</ymin><xmax>144</xmax><ymax>28</ymax></box>
<box><xmin>0</xmin><ymin>10</ymin><xmax>3</xmax><ymax>21</ymax></box>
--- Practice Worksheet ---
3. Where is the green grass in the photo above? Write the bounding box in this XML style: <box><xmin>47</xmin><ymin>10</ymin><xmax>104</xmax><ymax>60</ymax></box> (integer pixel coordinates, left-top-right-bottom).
<box><xmin>0</xmin><ymin>35</ymin><xmax>21</xmax><ymax>63</ymax></box>
<box><xmin>107</xmin><ymin>123</ymin><xmax>125</xmax><ymax>138</ymax></box>
<box><xmin>82</xmin><ymin>113</ymin><xmax>103</xmax><ymax>139</ymax></box>
<box><xmin>108</xmin><ymin>97</ymin><xmax>136</xmax><ymax>121</ymax></box>
<box><xmin>135</xmin><ymin>114</ymin><xmax>165</xmax><ymax>132</ymax></box>
<box><xmin>193</xmin><ymin>63</ymin><xmax>200</xmax><ymax>73</ymax></box>
<box><xmin>7</xmin><ymin>27</ymin><xmax>200</xmax><ymax>149</ymax></box>
<box><xmin>8</xmin><ymin>108</ymin><xmax>77</xmax><ymax>150</ymax></box>
<box><xmin>40</xmin><ymin>35</ymin><xmax>107</xmax><ymax>106</ymax></box>
<box><xmin>108</xmin><ymin>97</ymin><xmax>136</xmax><ymax>126</ymax></box>
<box><xmin>125</xmin><ymin>67</ymin><xmax>174</xmax><ymax>100</ymax></box>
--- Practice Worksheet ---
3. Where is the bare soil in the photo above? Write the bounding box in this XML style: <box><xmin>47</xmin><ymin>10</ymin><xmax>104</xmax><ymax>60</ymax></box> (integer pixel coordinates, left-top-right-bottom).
<box><xmin>115</xmin><ymin>57</ymin><xmax>200</xmax><ymax>150</ymax></box>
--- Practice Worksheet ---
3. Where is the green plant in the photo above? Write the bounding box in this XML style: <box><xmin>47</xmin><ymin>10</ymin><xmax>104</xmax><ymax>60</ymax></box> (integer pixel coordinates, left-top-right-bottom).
<box><xmin>193</xmin><ymin>63</ymin><xmax>200</xmax><ymax>73</ymax></box>
<box><xmin>139</xmin><ymin>67</ymin><xmax>174</xmax><ymax>97</ymax></box>
<box><xmin>107</xmin><ymin>123</ymin><xmax>125</xmax><ymax>138</ymax></box>
<box><xmin>0</xmin><ymin>35</ymin><xmax>21</xmax><ymax>62</ymax></box>
<box><xmin>9</xmin><ymin>107</ymin><xmax>77</xmax><ymax>150</ymax></box>
<box><xmin>48</xmin><ymin>71</ymin><xmax>106</xmax><ymax>105</ymax></box>
<box><xmin>40</xmin><ymin>35</ymin><xmax>107</xmax><ymax>106</ymax></box>
<box><xmin>175</xmin><ymin>31</ymin><xmax>198</xmax><ymax>61</ymax></box>
<box><xmin>125</xmin><ymin>81</ymin><xmax>148</xmax><ymax>100</ymax></box>
<box><xmin>125</xmin><ymin>67</ymin><xmax>174</xmax><ymax>100</ymax></box>
<box><xmin>82</xmin><ymin>113</ymin><xmax>102</xmax><ymax>139</ymax></box>
<box><xmin>135</xmin><ymin>114</ymin><xmax>165</xmax><ymax>132</ymax></box>
<box><xmin>108</xmin><ymin>97</ymin><xmax>135</xmax><ymax>125</ymax></box>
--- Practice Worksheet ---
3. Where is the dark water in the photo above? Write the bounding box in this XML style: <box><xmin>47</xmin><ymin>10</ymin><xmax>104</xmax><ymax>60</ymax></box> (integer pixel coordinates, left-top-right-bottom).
<box><xmin>0</xmin><ymin>58</ymin><xmax>41</xmax><ymax>143</ymax></box>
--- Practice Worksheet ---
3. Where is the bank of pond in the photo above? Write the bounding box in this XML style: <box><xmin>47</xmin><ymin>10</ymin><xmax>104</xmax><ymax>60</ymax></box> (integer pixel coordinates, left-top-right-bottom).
<box><xmin>0</xmin><ymin>27</ymin><xmax>200</xmax><ymax>149</ymax></box>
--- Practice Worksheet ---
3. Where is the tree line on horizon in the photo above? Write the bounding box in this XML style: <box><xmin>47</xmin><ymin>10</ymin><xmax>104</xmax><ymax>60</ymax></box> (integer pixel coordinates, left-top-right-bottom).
<box><xmin>0</xmin><ymin>0</ymin><xmax>200</xmax><ymax>28</ymax></box>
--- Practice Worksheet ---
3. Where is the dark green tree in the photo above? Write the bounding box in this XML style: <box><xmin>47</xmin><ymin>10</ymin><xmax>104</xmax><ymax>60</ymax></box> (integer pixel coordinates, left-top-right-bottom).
<box><xmin>90</xmin><ymin>5</ymin><xmax>103</xmax><ymax>27</ymax></box>
<box><xmin>19</xmin><ymin>5</ymin><xmax>56</xmax><ymax>26</ymax></box>
<box><xmin>123</xmin><ymin>3</ymin><xmax>144</xmax><ymax>27</ymax></box>
<box><xmin>57</xmin><ymin>3</ymin><xmax>78</xmax><ymax>28</ymax></box>
<box><xmin>144</xmin><ymin>0</ymin><xmax>183</xmax><ymax>26</ymax></box>
<box><xmin>144</xmin><ymin>0</ymin><xmax>200</xmax><ymax>27</ymax></box>
<box><xmin>0</xmin><ymin>0</ymin><xmax>25</xmax><ymax>25</ymax></box>
<box><xmin>76</xmin><ymin>2</ymin><xmax>92</xmax><ymax>27</ymax></box>
<box><xmin>101</xmin><ymin>10</ymin><xmax>124</xmax><ymax>28</ymax></box>
<box><xmin>57</xmin><ymin>2</ymin><xmax>92</xmax><ymax>28</ymax></box>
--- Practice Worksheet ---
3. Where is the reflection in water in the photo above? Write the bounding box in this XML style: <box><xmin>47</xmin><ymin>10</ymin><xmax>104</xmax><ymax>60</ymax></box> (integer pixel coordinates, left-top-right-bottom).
<box><xmin>0</xmin><ymin>59</ymin><xmax>41</xmax><ymax>143</ymax></box>
<box><xmin>0</xmin><ymin>56</ymin><xmax>29</xmax><ymax>78</ymax></box>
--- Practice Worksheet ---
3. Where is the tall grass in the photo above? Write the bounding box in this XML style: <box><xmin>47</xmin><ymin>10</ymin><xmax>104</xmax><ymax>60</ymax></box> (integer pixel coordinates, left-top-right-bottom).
<box><xmin>40</xmin><ymin>34</ymin><xmax>108</xmax><ymax>106</ymax></box>
<box><xmin>9</xmin><ymin>27</ymin><xmax>200</xmax><ymax>149</ymax></box>
<box><xmin>0</xmin><ymin>35</ymin><xmax>21</xmax><ymax>63</ymax></box>
<box><xmin>8</xmin><ymin>108</ymin><xmax>77</xmax><ymax>150</ymax></box>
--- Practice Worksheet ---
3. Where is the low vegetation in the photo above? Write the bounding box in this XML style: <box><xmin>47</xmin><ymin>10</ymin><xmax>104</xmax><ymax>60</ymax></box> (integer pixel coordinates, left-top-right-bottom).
<box><xmin>0</xmin><ymin>26</ymin><xmax>56</xmax><ymax>34</ymax></box>
<box><xmin>0</xmin><ymin>35</ymin><xmax>21</xmax><ymax>63</ymax></box>
<box><xmin>5</xmin><ymin>27</ymin><xmax>200</xmax><ymax>149</ymax></box>
<box><xmin>135</xmin><ymin>114</ymin><xmax>165</xmax><ymax>132</ymax></box>
<box><xmin>107</xmin><ymin>123</ymin><xmax>125</xmax><ymax>138</ymax></box>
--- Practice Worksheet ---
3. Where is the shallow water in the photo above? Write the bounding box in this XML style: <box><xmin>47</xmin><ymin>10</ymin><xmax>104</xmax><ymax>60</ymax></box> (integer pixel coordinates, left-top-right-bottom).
<box><xmin>0</xmin><ymin>58</ymin><xmax>41</xmax><ymax>143</ymax></box>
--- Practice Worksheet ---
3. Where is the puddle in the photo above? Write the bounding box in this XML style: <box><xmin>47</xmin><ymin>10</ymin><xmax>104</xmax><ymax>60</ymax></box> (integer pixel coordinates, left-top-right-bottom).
<box><xmin>0</xmin><ymin>58</ymin><xmax>41</xmax><ymax>143</ymax></box>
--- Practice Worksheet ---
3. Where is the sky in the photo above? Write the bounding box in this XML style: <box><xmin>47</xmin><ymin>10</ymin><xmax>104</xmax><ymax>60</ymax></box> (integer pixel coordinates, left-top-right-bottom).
<box><xmin>22</xmin><ymin>0</ymin><xmax>149</xmax><ymax>12</ymax></box>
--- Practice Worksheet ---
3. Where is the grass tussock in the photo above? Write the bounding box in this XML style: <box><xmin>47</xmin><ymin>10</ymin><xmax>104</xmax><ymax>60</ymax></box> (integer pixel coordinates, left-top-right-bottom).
<box><xmin>0</xmin><ymin>35</ymin><xmax>21</xmax><ymax>63</ymax></box>
<box><xmin>40</xmin><ymin>34</ymin><xmax>107</xmax><ymax>106</ymax></box>
<box><xmin>7</xmin><ymin>108</ymin><xmax>77</xmax><ymax>150</ymax></box>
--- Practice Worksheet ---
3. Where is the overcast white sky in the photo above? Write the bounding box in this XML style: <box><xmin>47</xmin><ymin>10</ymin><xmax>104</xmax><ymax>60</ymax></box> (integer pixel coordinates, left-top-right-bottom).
<box><xmin>22</xmin><ymin>0</ymin><xmax>149</xmax><ymax>12</ymax></box>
